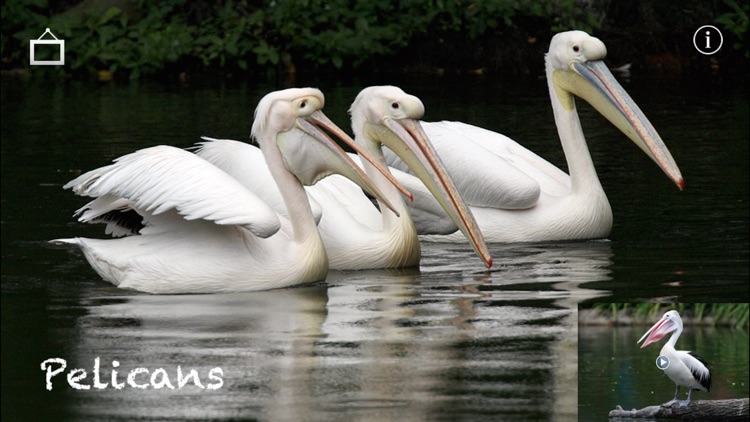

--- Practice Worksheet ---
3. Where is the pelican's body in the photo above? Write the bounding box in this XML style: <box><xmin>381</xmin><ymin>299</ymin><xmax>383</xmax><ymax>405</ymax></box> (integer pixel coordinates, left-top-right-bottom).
<box><xmin>52</xmin><ymin>88</ymin><xmax>402</xmax><ymax>294</ymax></box>
<box><xmin>638</xmin><ymin>310</ymin><xmax>711</xmax><ymax>407</ymax></box>
<box><xmin>385</xmin><ymin>30</ymin><xmax>684</xmax><ymax>242</ymax></box>
<box><xmin>198</xmin><ymin>86</ymin><xmax>491</xmax><ymax>270</ymax></box>
<box><xmin>305</xmin><ymin>169</ymin><xmax>422</xmax><ymax>269</ymax></box>
<box><xmin>56</xmin><ymin>147</ymin><xmax>328</xmax><ymax>293</ymax></box>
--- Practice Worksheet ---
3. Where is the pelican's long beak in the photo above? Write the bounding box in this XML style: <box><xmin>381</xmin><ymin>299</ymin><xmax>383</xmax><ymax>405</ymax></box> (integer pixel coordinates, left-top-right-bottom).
<box><xmin>379</xmin><ymin>117</ymin><xmax>492</xmax><ymax>268</ymax></box>
<box><xmin>637</xmin><ymin>316</ymin><xmax>676</xmax><ymax>348</ymax></box>
<box><xmin>278</xmin><ymin>110</ymin><xmax>409</xmax><ymax>217</ymax></box>
<box><xmin>554</xmin><ymin>60</ymin><xmax>684</xmax><ymax>189</ymax></box>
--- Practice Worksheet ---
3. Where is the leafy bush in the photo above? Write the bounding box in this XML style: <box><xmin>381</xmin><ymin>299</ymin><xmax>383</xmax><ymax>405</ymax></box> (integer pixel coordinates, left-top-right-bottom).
<box><xmin>716</xmin><ymin>0</ymin><xmax>749</xmax><ymax>57</ymax></box>
<box><xmin>2</xmin><ymin>0</ymin><xmax>601</xmax><ymax>80</ymax></box>
<box><xmin>264</xmin><ymin>1</ymin><xmax>435</xmax><ymax>69</ymax></box>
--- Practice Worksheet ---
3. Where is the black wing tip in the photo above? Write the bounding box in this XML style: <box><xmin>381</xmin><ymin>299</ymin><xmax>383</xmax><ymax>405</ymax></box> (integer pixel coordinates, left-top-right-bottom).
<box><xmin>687</xmin><ymin>350</ymin><xmax>712</xmax><ymax>391</ymax></box>
<box><xmin>92</xmin><ymin>208</ymin><xmax>145</xmax><ymax>236</ymax></box>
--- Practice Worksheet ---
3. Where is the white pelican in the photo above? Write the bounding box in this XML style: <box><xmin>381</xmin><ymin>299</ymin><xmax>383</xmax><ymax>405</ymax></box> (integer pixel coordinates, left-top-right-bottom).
<box><xmin>384</xmin><ymin>30</ymin><xmax>684</xmax><ymax>242</ymax></box>
<box><xmin>51</xmin><ymin>88</ymin><xmax>408</xmax><ymax>294</ymax></box>
<box><xmin>197</xmin><ymin>86</ymin><xmax>492</xmax><ymax>270</ymax></box>
<box><xmin>638</xmin><ymin>310</ymin><xmax>711</xmax><ymax>407</ymax></box>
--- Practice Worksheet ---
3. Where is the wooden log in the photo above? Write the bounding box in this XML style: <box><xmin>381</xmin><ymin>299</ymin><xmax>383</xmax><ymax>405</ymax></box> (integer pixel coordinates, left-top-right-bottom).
<box><xmin>608</xmin><ymin>399</ymin><xmax>749</xmax><ymax>420</ymax></box>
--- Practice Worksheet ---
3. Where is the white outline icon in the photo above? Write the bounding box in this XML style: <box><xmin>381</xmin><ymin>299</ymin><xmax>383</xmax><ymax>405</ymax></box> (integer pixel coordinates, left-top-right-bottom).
<box><xmin>30</xmin><ymin>28</ymin><xmax>65</xmax><ymax>66</ymax></box>
<box><xmin>656</xmin><ymin>355</ymin><xmax>670</xmax><ymax>370</ymax></box>
<box><xmin>693</xmin><ymin>25</ymin><xmax>723</xmax><ymax>56</ymax></box>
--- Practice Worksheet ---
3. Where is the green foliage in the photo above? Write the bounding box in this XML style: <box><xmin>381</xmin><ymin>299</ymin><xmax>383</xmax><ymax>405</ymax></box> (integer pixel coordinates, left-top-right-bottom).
<box><xmin>194</xmin><ymin>2</ymin><xmax>263</xmax><ymax>70</ymax></box>
<box><xmin>431</xmin><ymin>0</ymin><xmax>597</xmax><ymax>39</ymax></box>
<box><xmin>589</xmin><ymin>303</ymin><xmax>750</xmax><ymax>330</ymax></box>
<box><xmin>1</xmin><ymin>0</ymin><xmax>51</xmax><ymax>65</ymax></box>
<box><xmin>2</xmin><ymin>0</ymin><xmax>602</xmax><ymax>79</ymax></box>
<box><xmin>716</xmin><ymin>0</ymin><xmax>749</xmax><ymax>57</ymax></box>
<box><xmin>262</xmin><ymin>1</ymin><xmax>436</xmax><ymax>69</ymax></box>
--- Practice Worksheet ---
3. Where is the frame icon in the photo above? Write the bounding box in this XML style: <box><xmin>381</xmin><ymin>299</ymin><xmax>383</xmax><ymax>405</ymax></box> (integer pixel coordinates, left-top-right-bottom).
<box><xmin>30</xmin><ymin>28</ymin><xmax>65</xmax><ymax>66</ymax></box>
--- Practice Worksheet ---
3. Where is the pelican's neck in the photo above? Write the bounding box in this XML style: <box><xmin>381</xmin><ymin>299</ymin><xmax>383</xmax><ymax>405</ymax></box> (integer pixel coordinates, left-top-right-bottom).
<box><xmin>666</xmin><ymin>323</ymin><xmax>682</xmax><ymax>349</ymax></box>
<box><xmin>359</xmin><ymin>148</ymin><xmax>420</xmax><ymax>267</ymax></box>
<box><xmin>261</xmin><ymin>138</ymin><xmax>321</xmax><ymax>243</ymax></box>
<box><xmin>546</xmin><ymin>61</ymin><xmax>602</xmax><ymax>194</ymax></box>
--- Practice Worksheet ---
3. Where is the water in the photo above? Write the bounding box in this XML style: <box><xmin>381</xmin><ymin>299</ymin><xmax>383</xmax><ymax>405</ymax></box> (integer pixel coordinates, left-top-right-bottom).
<box><xmin>1</xmin><ymin>72</ymin><xmax>747</xmax><ymax>421</ymax></box>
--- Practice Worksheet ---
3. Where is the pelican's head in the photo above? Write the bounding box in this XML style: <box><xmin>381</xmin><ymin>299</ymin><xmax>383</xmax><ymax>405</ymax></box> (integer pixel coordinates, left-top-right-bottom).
<box><xmin>638</xmin><ymin>310</ymin><xmax>683</xmax><ymax>348</ymax></box>
<box><xmin>350</xmin><ymin>86</ymin><xmax>492</xmax><ymax>269</ymax></box>
<box><xmin>546</xmin><ymin>30</ymin><xmax>684</xmax><ymax>190</ymax></box>
<box><xmin>350</xmin><ymin>85</ymin><xmax>426</xmax><ymax>134</ymax></box>
<box><xmin>251</xmin><ymin>87</ymin><xmax>325</xmax><ymax>139</ymax></box>
<box><xmin>547</xmin><ymin>30</ymin><xmax>607</xmax><ymax>72</ymax></box>
<box><xmin>251</xmin><ymin>88</ymin><xmax>407</xmax><ymax>216</ymax></box>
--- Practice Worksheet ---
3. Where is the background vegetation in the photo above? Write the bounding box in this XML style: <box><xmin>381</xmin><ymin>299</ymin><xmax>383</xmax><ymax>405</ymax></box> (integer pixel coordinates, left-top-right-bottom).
<box><xmin>2</xmin><ymin>0</ymin><xmax>748</xmax><ymax>81</ymax></box>
<box><xmin>583</xmin><ymin>303</ymin><xmax>750</xmax><ymax>330</ymax></box>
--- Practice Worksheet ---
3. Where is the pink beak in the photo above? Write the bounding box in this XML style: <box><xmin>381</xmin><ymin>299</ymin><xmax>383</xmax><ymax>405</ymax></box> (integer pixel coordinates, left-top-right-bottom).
<box><xmin>637</xmin><ymin>317</ymin><xmax>676</xmax><ymax>348</ymax></box>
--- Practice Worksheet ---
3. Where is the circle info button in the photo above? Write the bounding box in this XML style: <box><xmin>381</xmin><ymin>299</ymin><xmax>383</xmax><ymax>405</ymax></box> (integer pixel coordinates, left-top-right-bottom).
<box><xmin>693</xmin><ymin>25</ymin><xmax>723</xmax><ymax>55</ymax></box>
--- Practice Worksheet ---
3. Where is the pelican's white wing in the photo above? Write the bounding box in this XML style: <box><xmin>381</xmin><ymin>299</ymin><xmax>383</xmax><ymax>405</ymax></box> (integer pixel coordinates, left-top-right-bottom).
<box><xmin>384</xmin><ymin>120</ymin><xmax>573</xmax><ymax>213</ymax></box>
<box><xmin>196</xmin><ymin>137</ymin><xmax>323</xmax><ymax>226</ymax></box>
<box><xmin>431</xmin><ymin>121</ymin><xmax>571</xmax><ymax>196</ymax></box>
<box><xmin>65</xmin><ymin>145</ymin><xmax>281</xmax><ymax>238</ymax></box>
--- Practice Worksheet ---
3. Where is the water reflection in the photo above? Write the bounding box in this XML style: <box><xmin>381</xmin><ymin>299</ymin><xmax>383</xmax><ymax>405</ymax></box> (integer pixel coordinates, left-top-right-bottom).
<box><xmin>65</xmin><ymin>287</ymin><xmax>329</xmax><ymax>420</ymax></box>
<box><xmin>36</xmin><ymin>241</ymin><xmax>614</xmax><ymax>420</ymax></box>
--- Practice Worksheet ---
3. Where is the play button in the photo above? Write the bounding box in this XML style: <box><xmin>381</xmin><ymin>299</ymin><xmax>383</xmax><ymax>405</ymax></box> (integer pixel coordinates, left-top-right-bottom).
<box><xmin>656</xmin><ymin>355</ymin><xmax>670</xmax><ymax>370</ymax></box>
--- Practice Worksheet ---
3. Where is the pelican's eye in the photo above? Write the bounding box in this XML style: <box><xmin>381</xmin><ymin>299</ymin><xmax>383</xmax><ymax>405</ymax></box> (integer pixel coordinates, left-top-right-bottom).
<box><xmin>572</xmin><ymin>45</ymin><xmax>580</xmax><ymax>53</ymax></box>
<box><xmin>391</xmin><ymin>102</ymin><xmax>400</xmax><ymax>110</ymax></box>
<box><xmin>300</xmin><ymin>100</ymin><xmax>307</xmax><ymax>109</ymax></box>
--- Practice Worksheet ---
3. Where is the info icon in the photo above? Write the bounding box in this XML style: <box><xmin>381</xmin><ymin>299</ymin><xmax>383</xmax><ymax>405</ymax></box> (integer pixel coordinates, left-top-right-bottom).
<box><xmin>693</xmin><ymin>25</ymin><xmax>723</xmax><ymax>55</ymax></box>
<box><xmin>656</xmin><ymin>355</ymin><xmax>670</xmax><ymax>370</ymax></box>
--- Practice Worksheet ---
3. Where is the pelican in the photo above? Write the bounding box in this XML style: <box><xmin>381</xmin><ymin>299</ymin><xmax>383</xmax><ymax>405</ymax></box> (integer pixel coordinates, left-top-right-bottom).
<box><xmin>197</xmin><ymin>86</ymin><xmax>492</xmax><ymax>270</ymax></box>
<box><xmin>51</xmin><ymin>88</ymin><xmax>408</xmax><ymax>294</ymax></box>
<box><xmin>638</xmin><ymin>310</ymin><xmax>711</xmax><ymax>407</ymax></box>
<box><xmin>384</xmin><ymin>30</ymin><xmax>684</xmax><ymax>242</ymax></box>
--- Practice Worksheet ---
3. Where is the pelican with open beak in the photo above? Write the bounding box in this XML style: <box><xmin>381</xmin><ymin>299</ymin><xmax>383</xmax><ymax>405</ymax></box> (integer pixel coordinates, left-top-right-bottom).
<box><xmin>638</xmin><ymin>310</ymin><xmax>711</xmax><ymax>407</ymax></box>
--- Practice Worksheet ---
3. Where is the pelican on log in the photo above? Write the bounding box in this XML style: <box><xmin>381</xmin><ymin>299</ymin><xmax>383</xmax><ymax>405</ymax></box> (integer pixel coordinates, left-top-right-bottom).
<box><xmin>638</xmin><ymin>310</ymin><xmax>712</xmax><ymax>407</ymax></box>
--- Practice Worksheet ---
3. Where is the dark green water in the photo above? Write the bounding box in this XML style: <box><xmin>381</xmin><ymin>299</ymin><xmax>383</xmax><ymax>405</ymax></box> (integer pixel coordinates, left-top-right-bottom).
<box><xmin>1</xmin><ymin>72</ymin><xmax>747</xmax><ymax>421</ymax></box>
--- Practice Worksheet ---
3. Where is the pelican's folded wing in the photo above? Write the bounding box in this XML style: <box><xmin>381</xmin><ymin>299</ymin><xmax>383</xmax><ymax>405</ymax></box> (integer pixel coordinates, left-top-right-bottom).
<box><xmin>65</xmin><ymin>145</ymin><xmax>281</xmax><ymax>238</ymax></box>
<box><xmin>196</xmin><ymin>137</ymin><xmax>323</xmax><ymax>225</ymax></box>
<box><xmin>444</xmin><ymin>121</ymin><xmax>571</xmax><ymax>196</ymax></box>
<box><xmin>384</xmin><ymin>121</ymin><xmax>542</xmax><ymax>211</ymax></box>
